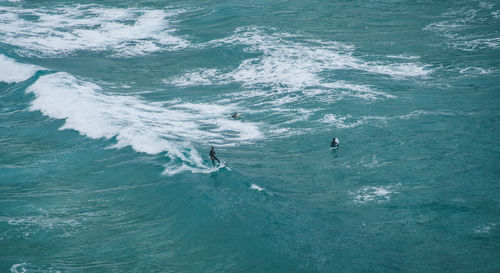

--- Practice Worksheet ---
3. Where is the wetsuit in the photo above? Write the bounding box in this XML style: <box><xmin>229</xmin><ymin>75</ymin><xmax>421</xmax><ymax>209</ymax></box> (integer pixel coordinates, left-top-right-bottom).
<box><xmin>331</xmin><ymin>138</ymin><xmax>339</xmax><ymax>148</ymax></box>
<box><xmin>210</xmin><ymin>149</ymin><xmax>220</xmax><ymax>166</ymax></box>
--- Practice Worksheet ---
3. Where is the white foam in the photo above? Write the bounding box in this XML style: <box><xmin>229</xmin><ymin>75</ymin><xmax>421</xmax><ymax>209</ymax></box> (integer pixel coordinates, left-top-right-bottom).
<box><xmin>6</xmin><ymin>215</ymin><xmax>78</xmax><ymax>228</ymax></box>
<box><xmin>321</xmin><ymin>110</ymin><xmax>467</xmax><ymax>129</ymax></box>
<box><xmin>397</xmin><ymin>110</ymin><xmax>464</xmax><ymax>119</ymax></box>
<box><xmin>321</xmin><ymin>114</ymin><xmax>387</xmax><ymax>128</ymax></box>
<box><xmin>0</xmin><ymin>5</ymin><xmax>189</xmax><ymax>56</ymax></box>
<box><xmin>10</xmin><ymin>263</ymin><xmax>61</xmax><ymax>273</ymax></box>
<box><xmin>174</xmin><ymin>27</ymin><xmax>430</xmax><ymax>88</ymax></box>
<box><xmin>352</xmin><ymin>184</ymin><xmax>399</xmax><ymax>204</ymax></box>
<box><xmin>321</xmin><ymin>81</ymin><xmax>395</xmax><ymax>100</ymax></box>
<box><xmin>169</xmin><ymin>69</ymin><xmax>219</xmax><ymax>86</ymax></box>
<box><xmin>425</xmin><ymin>6</ymin><xmax>500</xmax><ymax>51</ymax></box>
<box><xmin>397</xmin><ymin>110</ymin><xmax>432</xmax><ymax>120</ymax></box>
<box><xmin>459</xmin><ymin>66</ymin><xmax>493</xmax><ymax>74</ymax></box>
<box><xmin>9</xmin><ymin>264</ymin><xmax>26</xmax><ymax>273</ymax></box>
<box><xmin>250</xmin><ymin>184</ymin><xmax>264</xmax><ymax>191</ymax></box>
<box><xmin>0</xmin><ymin>206</ymin><xmax>110</xmax><ymax>239</ymax></box>
<box><xmin>166</xmin><ymin>27</ymin><xmax>427</xmax><ymax>134</ymax></box>
<box><xmin>0</xmin><ymin>54</ymin><xmax>42</xmax><ymax>83</ymax></box>
<box><xmin>479</xmin><ymin>2</ymin><xmax>494</xmax><ymax>9</ymax></box>
<box><xmin>26</xmin><ymin>72</ymin><xmax>262</xmax><ymax>175</ymax></box>
<box><xmin>362</xmin><ymin>154</ymin><xmax>390</xmax><ymax>168</ymax></box>
<box><xmin>170</xmin><ymin>26</ymin><xmax>430</xmax><ymax>94</ymax></box>
<box><xmin>473</xmin><ymin>223</ymin><xmax>496</xmax><ymax>234</ymax></box>
<box><xmin>452</xmin><ymin>37</ymin><xmax>500</xmax><ymax>51</ymax></box>
<box><xmin>387</xmin><ymin>55</ymin><xmax>421</xmax><ymax>60</ymax></box>
<box><xmin>424</xmin><ymin>8</ymin><xmax>477</xmax><ymax>39</ymax></box>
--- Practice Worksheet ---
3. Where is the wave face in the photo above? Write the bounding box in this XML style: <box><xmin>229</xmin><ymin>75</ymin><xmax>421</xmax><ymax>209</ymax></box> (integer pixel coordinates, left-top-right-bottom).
<box><xmin>27</xmin><ymin>72</ymin><xmax>262</xmax><ymax>174</ymax></box>
<box><xmin>0</xmin><ymin>5</ymin><xmax>189</xmax><ymax>56</ymax></box>
<box><xmin>0</xmin><ymin>54</ymin><xmax>41</xmax><ymax>83</ymax></box>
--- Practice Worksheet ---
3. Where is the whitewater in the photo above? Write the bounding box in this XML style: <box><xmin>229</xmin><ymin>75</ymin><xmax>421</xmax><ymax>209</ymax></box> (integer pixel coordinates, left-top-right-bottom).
<box><xmin>1</xmin><ymin>0</ymin><xmax>499</xmax><ymax>272</ymax></box>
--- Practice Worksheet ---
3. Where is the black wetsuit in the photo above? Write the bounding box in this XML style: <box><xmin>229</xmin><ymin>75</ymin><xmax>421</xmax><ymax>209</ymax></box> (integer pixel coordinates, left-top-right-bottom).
<box><xmin>210</xmin><ymin>149</ymin><xmax>220</xmax><ymax>166</ymax></box>
<box><xmin>331</xmin><ymin>138</ymin><xmax>339</xmax><ymax>148</ymax></box>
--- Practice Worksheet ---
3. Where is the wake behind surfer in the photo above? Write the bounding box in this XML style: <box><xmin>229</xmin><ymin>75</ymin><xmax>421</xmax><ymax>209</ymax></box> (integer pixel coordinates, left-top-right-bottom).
<box><xmin>209</xmin><ymin>146</ymin><xmax>221</xmax><ymax>166</ymax></box>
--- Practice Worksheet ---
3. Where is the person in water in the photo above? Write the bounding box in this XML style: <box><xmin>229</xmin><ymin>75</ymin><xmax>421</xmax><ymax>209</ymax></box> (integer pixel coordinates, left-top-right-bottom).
<box><xmin>231</xmin><ymin>112</ymin><xmax>240</xmax><ymax>119</ymax></box>
<box><xmin>209</xmin><ymin>146</ymin><xmax>220</xmax><ymax>166</ymax></box>
<box><xmin>331</xmin><ymin>137</ymin><xmax>339</xmax><ymax>148</ymax></box>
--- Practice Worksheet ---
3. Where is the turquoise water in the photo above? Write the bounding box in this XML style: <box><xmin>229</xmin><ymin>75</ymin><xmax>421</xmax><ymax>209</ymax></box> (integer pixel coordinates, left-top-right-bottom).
<box><xmin>1</xmin><ymin>0</ymin><xmax>499</xmax><ymax>272</ymax></box>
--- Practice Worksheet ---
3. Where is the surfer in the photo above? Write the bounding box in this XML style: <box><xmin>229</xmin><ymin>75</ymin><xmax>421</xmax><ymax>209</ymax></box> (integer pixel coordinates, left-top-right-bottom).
<box><xmin>331</xmin><ymin>137</ymin><xmax>339</xmax><ymax>148</ymax></box>
<box><xmin>209</xmin><ymin>146</ymin><xmax>220</xmax><ymax>166</ymax></box>
<box><xmin>231</xmin><ymin>112</ymin><xmax>241</xmax><ymax>119</ymax></box>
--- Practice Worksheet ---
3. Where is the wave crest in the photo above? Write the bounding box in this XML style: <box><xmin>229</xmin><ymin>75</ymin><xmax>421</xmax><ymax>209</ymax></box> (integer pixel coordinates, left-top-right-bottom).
<box><xmin>27</xmin><ymin>72</ymin><xmax>262</xmax><ymax>174</ymax></box>
<box><xmin>0</xmin><ymin>54</ymin><xmax>42</xmax><ymax>83</ymax></box>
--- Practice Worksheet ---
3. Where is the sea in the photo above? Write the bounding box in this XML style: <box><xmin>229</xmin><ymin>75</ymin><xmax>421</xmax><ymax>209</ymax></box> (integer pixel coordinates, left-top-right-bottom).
<box><xmin>1</xmin><ymin>0</ymin><xmax>499</xmax><ymax>272</ymax></box>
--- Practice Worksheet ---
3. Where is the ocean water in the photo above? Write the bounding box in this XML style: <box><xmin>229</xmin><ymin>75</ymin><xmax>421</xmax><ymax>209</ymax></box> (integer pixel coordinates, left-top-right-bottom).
<box><xmin>1</xmin><ymin>0</ymin><xmax>499</xmax><ymax>272</ymax></box>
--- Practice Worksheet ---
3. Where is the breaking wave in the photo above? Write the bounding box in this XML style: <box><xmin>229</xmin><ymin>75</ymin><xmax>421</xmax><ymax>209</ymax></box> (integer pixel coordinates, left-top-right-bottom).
<box><xmin>0</xmin><ymin>54</ymin><xmax>42</xmax><ymax>83</ymax></box>
<box><xmin>26</xmin><ymin>72</ymin><xmax>262</xmax><ymax>175</ymax></box>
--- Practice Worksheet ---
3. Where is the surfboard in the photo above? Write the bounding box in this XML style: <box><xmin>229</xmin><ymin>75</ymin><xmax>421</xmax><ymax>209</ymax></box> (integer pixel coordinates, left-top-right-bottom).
<box><xmin>330</xmin><ymin>139</ymin><xmax>339</xmax><ymax>150</ymax></box>
<box><xmin>215</xmin><ymin>161</ymin><xmax>231</xmax><ymax>171</ymax></box>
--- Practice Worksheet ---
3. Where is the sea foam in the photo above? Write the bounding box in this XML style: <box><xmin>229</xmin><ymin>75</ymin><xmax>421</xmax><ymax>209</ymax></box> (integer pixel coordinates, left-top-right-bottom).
<box><xmin>250</xmin><ymin>184</ymin><xmax>264</xmax><ymax>191</ymax></box>
<box><xmin>321</xmin><ymin>114</ymin><xmax>388</xmax><ymax>129</ymax></box>
<box><xmin>168</xmin><ymin>27</ymin><xmax>428</xmax><ymax>108</ymax></box>
<box><xmin>321</xmin><ymin>110</ymin><xmax>469</xmax><ymax>129</ymax></box>
<box><xmin>10</xmin><ymin>263</ymin><xmax>61</xmax><ymax>273</ymax></box>
<box><xmin>0</xmin><ymin>5</ymin><xmax>189</xmax><ymax>56</ymax></box>
<box><xmin>351</xmin><ymin>184</ymin><xmax>400</xmax><ymax>204</ymax></box>
<box><xmin>167</xmin><ymin>27</ymin><xmax>430</xmax><ymax>133</ymax></box>
<box><xmin>26</xmin><ymin>72</ymin><xmax>262</xmax><ymax>175</ymax></box>
<box><xmin>424</xmin><ymin>4</ymin><xmax>500</xmax><ymax>51</ymax></box>
<box><xmin>0</xmin><ymin>54</ymin><xmax>41</xmax><ymax>83</ymax></box>
<box><xmin>173</xmin><ymin>27</ymin><xmax>430</xmax><ymax>89</ymax></box>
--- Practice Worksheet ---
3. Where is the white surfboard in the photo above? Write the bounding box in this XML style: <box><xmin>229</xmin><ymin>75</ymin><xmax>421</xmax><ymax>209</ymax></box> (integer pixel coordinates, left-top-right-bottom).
<box><xmin>331</xmin><ymin>139</ymin><xmax>339</xmax><ymax>150</ymax></box>
<box><xmin>215</xmin><ymin>161</ymin><xmax>231</xmax><ymax>171</ymax></box>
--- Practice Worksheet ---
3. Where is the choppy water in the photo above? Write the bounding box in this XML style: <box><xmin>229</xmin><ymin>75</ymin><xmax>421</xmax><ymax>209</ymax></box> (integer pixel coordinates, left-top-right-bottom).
<box><xmin>1</xmin><ymin>0</ymin><xmax>499</xmax><ymax>272</ymax></box>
